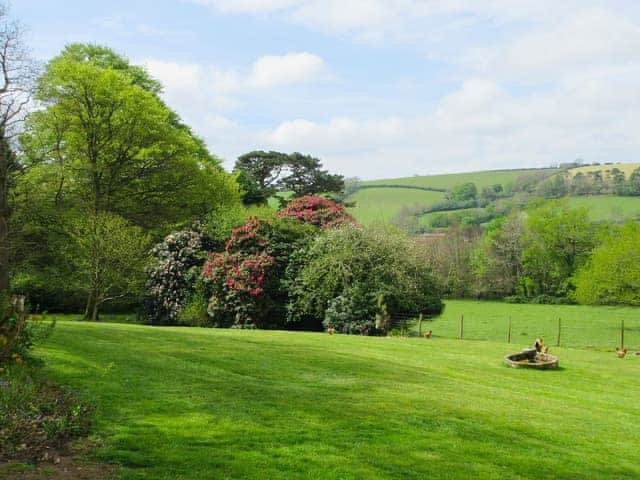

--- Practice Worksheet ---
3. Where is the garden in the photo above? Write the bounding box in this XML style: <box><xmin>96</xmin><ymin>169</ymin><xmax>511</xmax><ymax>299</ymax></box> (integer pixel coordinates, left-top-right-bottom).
<box><xmin>3</xmin><ymin>3</ymin><xmax>640</xmax><ymax>478</ymax></box>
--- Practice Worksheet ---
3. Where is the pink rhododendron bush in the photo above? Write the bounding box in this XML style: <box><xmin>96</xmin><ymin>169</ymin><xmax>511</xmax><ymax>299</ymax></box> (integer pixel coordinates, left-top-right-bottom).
<box><xmin>202</xmin><ymin>216</ymin><xmax>313</xmax><ymax>328</ymax></box>
<box><xmin>277</xmin><ymin>195</ymin><xmax>352</xmax><ymax>228</ymax></box>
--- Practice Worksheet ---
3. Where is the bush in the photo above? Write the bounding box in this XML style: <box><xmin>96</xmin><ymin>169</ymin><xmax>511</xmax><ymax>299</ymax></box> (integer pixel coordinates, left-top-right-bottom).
<box><xmin>0</xmin><ymin>366</ymin><xmax>95</xmax><ymax>462</ymax></box>
<box><xmin>1</xmin><ymin>295</ymin><xmax>54</xmax><ymax>366</ymax></box>
<box><xmin>203</xmin><ymin>216</ymin><xmax>315</xmax><ymax>329</ymax></box>
<box><xmin>287</xmin><ymin>224</ymin><xmax>443</xmax><ymax>334</ymax></box>
<box><xmin>144</xmin><ymin>228</ymin><xmax>210</xmax><ymax>325</ymax></box>
<box><xmin>278</xmin><ymin>195</ymin><xmax>352</xmax><ymax>228</ymax></box>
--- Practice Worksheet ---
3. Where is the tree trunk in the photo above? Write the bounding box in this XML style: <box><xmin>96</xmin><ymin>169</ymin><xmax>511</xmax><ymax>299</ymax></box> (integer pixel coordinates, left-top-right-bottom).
<box><xmin>0</xmin><ymin>137</ymin><xmax>12</xmax><ymax>293</ymax></box>
<box><xmin>91</xmin><ymin>299</ymin><xmax>100</xmax><ymax>322</ymax></box>
<box><xmin>83</xmin><ymin>291</ymin><xmax>94</xmax><ymax>319</ymax></box>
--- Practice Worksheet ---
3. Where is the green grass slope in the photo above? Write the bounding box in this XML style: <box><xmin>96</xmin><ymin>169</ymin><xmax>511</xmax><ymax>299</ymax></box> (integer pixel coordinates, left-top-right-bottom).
<box><xmin>37</xmin><ymin>321</ymin><xmax>640</xmax><ymax>479</ymax></box>
<box><xmin>567</xmin><ymin>195</ymin><xmax>640</xmax><ymax>222</ymax></box>
<box><xmin>348</xmin><ymin>168</ymin><xmax>551</xmax><ymax>224</ymax></box>
<box><xmin>363</xmin><ymin>168</ymin><xmax>550</xmax><ymax>190</ymax></box>
<box><xmin>347</xmin><ymin>188</ymin><xmax>444</xmax><ymax>223</ymax></box>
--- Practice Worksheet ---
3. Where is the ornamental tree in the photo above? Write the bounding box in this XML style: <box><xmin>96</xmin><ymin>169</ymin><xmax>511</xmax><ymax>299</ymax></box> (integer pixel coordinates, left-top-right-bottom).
<box><xmin>278</xmin><ymin>195</ymin><xmax>352</xmax><ymax>229</ymax></box>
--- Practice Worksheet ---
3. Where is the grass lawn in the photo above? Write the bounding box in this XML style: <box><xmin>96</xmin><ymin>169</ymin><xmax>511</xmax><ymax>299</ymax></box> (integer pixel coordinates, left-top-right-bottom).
<box><xmin>36</xmin><ymin>320</ymin><xmax>640</xmax><ymax>479</ymax></box>
<box><xmin>430</xmin><ymin>300</ymin><xmax>640</xmax><ymax>350</ymax></box>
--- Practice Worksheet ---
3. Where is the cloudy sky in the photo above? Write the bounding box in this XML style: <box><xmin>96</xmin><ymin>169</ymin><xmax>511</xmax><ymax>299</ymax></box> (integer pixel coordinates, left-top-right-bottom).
<box><xmin>15</xmin><ymin>0</ymin><xmax>640</xmax><ymax>179</ymax></box>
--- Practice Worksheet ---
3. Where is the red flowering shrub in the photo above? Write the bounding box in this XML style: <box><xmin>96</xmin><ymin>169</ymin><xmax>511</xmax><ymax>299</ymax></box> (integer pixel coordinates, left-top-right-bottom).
<box><xmin>277</xmin><ymin>195</ymin><xmax>352</xmax><ymax>228</ymax></box>
<box><xmin>201</xmin><ymin>216</ymin><xmax>313</xmax><ymax>328</ymax></box>
<box><xmin>204</xmin><ymin>251</ymin><xmax>274</xmax><ymax>297</ymax></box>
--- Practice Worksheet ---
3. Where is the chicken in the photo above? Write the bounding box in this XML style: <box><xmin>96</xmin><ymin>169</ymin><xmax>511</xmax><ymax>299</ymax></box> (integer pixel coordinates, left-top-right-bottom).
<box><xmin>534</xmin><ymin>338</ymin><xmax>544</xmax><ymax>353</ymax></box>
<box><xmin>423</xmin><ymin>330</ymin><xmax>432</xmax><ymax>339</ymax></box>
<box><xmin>327</xmin><ymin>326</ymin><xmax>335</xmax><ymax>335</ymax></box>
<box><xmin>543</xmin><ymin>346</ymin><xmax>549</xmax><ymax>354</ymax></box>
<box><xmin>616</xmin><ymin>348</ymin><xmax>628</xmax><ymax>358</ymax></box>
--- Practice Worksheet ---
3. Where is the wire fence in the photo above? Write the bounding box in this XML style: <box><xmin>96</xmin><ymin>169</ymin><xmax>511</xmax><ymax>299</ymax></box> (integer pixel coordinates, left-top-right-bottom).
<box><xmin>391</xmin><ymin>305</ymin><xmax>640</xmax><ymax>350</ymax></box>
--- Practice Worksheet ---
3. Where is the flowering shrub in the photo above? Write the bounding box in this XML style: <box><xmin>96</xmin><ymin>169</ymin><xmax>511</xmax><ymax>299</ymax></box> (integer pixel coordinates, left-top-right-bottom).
<box><xmin>278</xmin><ymin>195</ymin><xmax>352</xmax><ymax>228</ymax></box>
<box><xmin>202</xmin><ymin>216</ymin><xmax>314</xmax><ymax>328</ymax></box>
<box><xmin>144</xmin><ymin>229</ymin><xmax>207</xmax><ymax>325</ymax></box>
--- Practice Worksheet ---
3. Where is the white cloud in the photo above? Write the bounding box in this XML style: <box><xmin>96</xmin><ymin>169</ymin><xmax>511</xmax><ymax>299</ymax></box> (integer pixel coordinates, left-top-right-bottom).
<box><xmin>468</xmin><ymin>8</ymin><xmax>640</xmax><ymax>80</ymax></box>
<box><xmin>263</xmin><ymin>68</ymin><xmax>640</xmax><ymax>178</ymax></box>
<box><xmin>248</xmin><ymin>53</ymin><xmax>328</xmax><ymax>88</ymax></box>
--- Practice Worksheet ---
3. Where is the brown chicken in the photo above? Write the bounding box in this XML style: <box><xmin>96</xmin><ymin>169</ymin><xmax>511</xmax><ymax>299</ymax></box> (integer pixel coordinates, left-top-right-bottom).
<box><xmin>327</xmin><ymin>326</ymin><xmax>335</xmax><ymax>335</ymax></box>
<box><xmin>616</xmin><ymin>348</ymin><xmax>628</xmax><ymax>358</ymax></box>
<box><xmin>423</xmin><ymin>330</ymin><xmax>432</xmax><ymax>338</ymax></box>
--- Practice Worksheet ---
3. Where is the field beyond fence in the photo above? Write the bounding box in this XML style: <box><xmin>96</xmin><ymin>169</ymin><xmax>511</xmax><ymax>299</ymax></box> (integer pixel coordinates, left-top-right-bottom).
<box><xmin>426</xmin><ymin>300</ymin><xmax>640</xmax><ymax>350</ymax></box>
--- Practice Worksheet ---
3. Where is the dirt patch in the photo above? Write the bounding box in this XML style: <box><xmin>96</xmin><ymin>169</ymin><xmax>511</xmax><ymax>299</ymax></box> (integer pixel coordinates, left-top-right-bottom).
<box><xmin>0</xmin><ymin>441</ymin><xmax>117</xmax><ymax>480</ymax></box>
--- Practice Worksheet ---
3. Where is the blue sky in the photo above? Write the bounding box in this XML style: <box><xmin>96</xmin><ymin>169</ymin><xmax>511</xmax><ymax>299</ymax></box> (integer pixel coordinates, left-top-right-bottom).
<box><xmin>15</xmin><ymin>0</ymin><xmax>640</xmax><ymax>179</ymax></box>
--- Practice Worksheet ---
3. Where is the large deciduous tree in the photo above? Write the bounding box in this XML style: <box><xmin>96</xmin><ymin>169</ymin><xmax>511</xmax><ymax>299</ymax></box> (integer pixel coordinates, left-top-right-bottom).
<box><xmin>18</xmin><ymin>43</ymin><xmax>240</xmax><ymax>317</ymax></box>
<box><xmin>0</xmin><ymin>4</ymin><xmax>36</xmax><ymax>293</ymax></box>
<box><xmin>22</xmin><ymin>44</ymin><xmax>239</xmax><ymax>230</ymax></box>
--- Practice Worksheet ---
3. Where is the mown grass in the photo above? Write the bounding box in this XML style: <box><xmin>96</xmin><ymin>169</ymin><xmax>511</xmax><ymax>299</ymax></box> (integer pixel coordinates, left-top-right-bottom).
<box><xmin>36</xmin><ymin>320</ymin><xmax>640</xmax><ymax>479</ymax></box>
<box><xmin>430</xmin><ymin>300</ymin><xmax>640</xmax><ymax>350</ymax></box>
<box><xmin>347</xmin><ymin>188</ymin><xmax>444</xmax><ymax>224</ymax></box>
<box><xmin>566</xmin><ymin>195</ymin><xmax>640</xmax><ymax>222</ymax></box>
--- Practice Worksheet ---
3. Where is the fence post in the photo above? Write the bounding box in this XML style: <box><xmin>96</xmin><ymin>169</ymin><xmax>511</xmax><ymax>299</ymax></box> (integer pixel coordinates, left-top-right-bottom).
<box><xmin>621</xmin><ymin>319</ymin><xmax>625</xmax><ymax>349</ymax></box>
<box><xmin>556</xmin><ymin>317</ymin><xmax>561</xmax><ymax>347</ymax></box>
<box><xmin>460</xmin><ymin>314</ymin><xmax>464</xmax><ymax>340</ymax></box>
<box><xmin>418</xmin><ymin>314</ymin><xmax>423</xmax><ymax>337</ymax></box>
<box><xmin>507</xmin><ymin>316</ymin><xmax>512</xmax><ymax>344</ymax></box>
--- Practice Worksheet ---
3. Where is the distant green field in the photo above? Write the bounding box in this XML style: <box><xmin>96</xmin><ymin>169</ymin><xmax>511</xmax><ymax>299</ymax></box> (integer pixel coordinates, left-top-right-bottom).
<box><xmin>566</xmin><ymin>195</ymin><xmax>640</xmax><ymax>222</ymax></box>
<box><xmin>31</xmin><ymin>321</ymin><xmax>640</xmax><ymax>479</ymax></box>
<box><xmin>347</xmin><ymin>168</ymin><xmax>552</xmax><ymax>224</ymax></box>
<box><xmin>568</xmin><ymin>162</ymin><xmax>640</xmax><ymax>177</ymax></box>
<box><xmin>428</xmin><ymin>300</ymin><xmax>640</xmax><ymax>350</ymax></box>
<box><xmin>363</xmin><ymin>168</ymin><xmax>550</xmax><ymax>190</ymax></box>
<box><xmin>347</xmin><ymin>188</ymin><xmax>444</xmax><ymax>223</ymax></box>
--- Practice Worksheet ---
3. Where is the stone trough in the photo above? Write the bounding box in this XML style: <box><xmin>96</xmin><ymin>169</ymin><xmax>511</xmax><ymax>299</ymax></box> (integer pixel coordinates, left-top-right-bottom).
<box><xmin>504</xmin><ymin>348</ymin><xmax>559</xmax><ymax>369</ymax></box>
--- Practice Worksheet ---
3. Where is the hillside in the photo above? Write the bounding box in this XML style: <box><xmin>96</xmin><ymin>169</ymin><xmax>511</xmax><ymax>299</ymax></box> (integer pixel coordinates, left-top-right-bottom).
<box><xmin>346</xmin><ymin>164</ymin><xmax>640</xmax><ymax>226</ymax></box>
<box><xmin>32</xmin><ymin>320</ymin><xmax>640</xmax><ymax>479</ymax></box>
<box><xmin>347</xmin><ymin>168</ymin><xmax>553</xmax><ymax>225</ymax></box>
<box><xmin>362</xmin><ymin>168</ymin><xmax>550</xmax><ymax>190</ymax></box>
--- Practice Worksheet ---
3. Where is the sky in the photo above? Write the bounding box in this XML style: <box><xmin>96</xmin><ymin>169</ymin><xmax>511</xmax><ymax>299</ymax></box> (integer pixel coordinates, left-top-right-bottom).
<box><xmin>14</xmin><ymin>0</ymin><xmax>640</xmax><ymax>179</ymax></box>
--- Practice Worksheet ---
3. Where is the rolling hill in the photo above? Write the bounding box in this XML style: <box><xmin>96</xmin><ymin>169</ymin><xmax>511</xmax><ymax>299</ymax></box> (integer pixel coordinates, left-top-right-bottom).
<box><xmin>346</xmin><ymin>164</ymin><xmax>640</xmax><ymax>226</ymax></box>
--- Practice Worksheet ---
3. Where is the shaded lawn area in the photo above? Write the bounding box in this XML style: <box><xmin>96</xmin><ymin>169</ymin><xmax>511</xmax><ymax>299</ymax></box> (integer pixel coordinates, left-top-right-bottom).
<box><xmin>36</xmin><ymin>321</ymin><xmax>640</xmax><ymax>479</ymax></box>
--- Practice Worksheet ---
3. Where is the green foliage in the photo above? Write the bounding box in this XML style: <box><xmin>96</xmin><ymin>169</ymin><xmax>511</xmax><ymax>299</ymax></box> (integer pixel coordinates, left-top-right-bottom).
<box><xmin>234</xmin><ymin>150</ymin><xmax>344</xmax><ymax>205</ymax></box>
<box><xmin>473</xmin><ymin>212</ymin><xmax>525</xmax><ymax>298</ymax></box>
<box><xmin>20</xmin><ymin>43</ymin><xmax>240</xmax><ymax>230</ymax></box>
<box><xmin>447</xmin><ymin>182</ymin><xmax>477</xmax><ymax>202</ymax></box>
<box><xmin>66</xmin><ymin>212</ymin><xmax>151</xmax><ymax>320</ymax></box>
<box><xmin>520</xmin><ymin>200</ymin><xmax>597</xmax><ymax>297</ymax></box>
<box><xmin>573</xmin><ymin>223</ymin><xmax>640</xmax><ymax>305</ymax></box>
<box><xmin>288</xmin><ymin>224</ymin><xmax>443</xmax><ymax>334</ymax></box>
<box><xmin>0</xmin><ymin>365</ymin><xmax>95</xmax><ymax>462</ymax></box>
